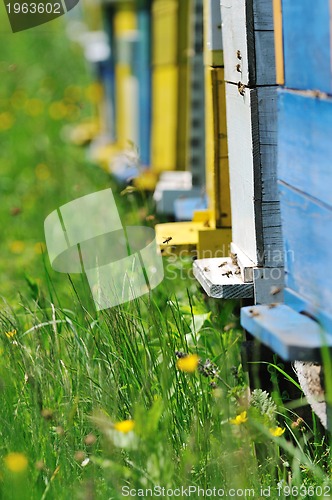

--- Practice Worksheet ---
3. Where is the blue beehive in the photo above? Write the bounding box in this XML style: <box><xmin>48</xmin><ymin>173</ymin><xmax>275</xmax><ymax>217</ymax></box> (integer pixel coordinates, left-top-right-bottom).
<box><xmin>241</xmin><ymin>0</ymin><xmax>332</xmax><ymax>364</ymax></box>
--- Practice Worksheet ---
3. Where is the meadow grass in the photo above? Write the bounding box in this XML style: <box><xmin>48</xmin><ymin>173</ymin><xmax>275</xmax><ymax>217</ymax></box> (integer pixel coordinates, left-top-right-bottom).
<box><xmin>0</xmin><ymin>7</ymin><xmax>332</xmax><ymax>500</ymax></box>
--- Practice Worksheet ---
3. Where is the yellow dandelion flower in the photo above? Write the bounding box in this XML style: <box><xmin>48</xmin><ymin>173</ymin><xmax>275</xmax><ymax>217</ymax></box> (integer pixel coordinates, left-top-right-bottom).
<box><xmin>176</xmin><ymin>354</ymin><xmax>199</xmax><ymax>373</ymax></box>
<box><xmin>0</xmin><ymin>112</ymin><xmax>14</xmax><ymax>131</ymax></box>
<box><xmin>270</xmin><ymin>427</ymin><xmax>285</xmax><ymax>437</ymax></box>
<box><xmin>5</xmin><ymin>329</ymin><xmax>16</xmax><ymax>339</ymax></box>
<box><xmin>85</xmin><ymin>83</ymin><xmax>103</xmax><ymax>104</ymax></box>
<box><xmin>114</xmin><ymin>420</ymin><xmax>135</xmax><ymax>433</ymax></box>
<box><xmin>4</xmin><ymin>452</ymin><xmax>28</xmax><ymax>473</ymax></box>
<box><xmin>35</xmin><ymin>163</ymin><xmax>51</xmax><ymax>180</ymax></box>
<box><xmin>230</xmin><ymin>411</ymin><xmax>248</xmax><ymax>425</ymax></box>
<box><xmin>48</xmin><ymin>101</ymin><xmax>67</xmax><ymax>120</ymax></box>
<box><xmin>9</xmin><ymin>240</ymin><xmax>25</xmax><ymax>254</ymax></box>
<box><xmin>24</xmin><ymin>98</ymin><xmax>44</xmax><ymax>117</ymax></box>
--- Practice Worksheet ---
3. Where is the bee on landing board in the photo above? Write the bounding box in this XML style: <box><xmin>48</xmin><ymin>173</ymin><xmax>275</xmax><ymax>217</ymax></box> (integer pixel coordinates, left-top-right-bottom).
<box><xmin>163</xmin><ymin>237</ymin><xmax>172</xmax><ymax>244</ymax></box>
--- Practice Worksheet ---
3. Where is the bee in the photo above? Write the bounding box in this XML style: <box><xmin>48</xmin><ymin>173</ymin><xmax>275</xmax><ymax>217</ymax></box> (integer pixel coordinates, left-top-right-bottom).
<box><xmin>230</xmin><ymin>252</ymin><xmax>238</xmax><ymax>266</ymax></box>
<box><xmin>237</xmin><ymin>82</ymin><xmax>245</xmax><ymax>96</ymax></box>
<box><xmin>203</xmin><ymin>220</ymin><xmax>210</xmax><ymax>228</ymax></box>
<box><xmin>203</xmin><ymin>267</ymin><xmax>210</xmax><ymax>272</ymax></box>
<box><xmin>268</xmin><ymin>303</ymin><xmax>277</xmax><ymax>309</ymax></box>
<box><xmin>249</xmin><ymin>308</ymin><xmax>260</xmax><ymax>317</ymax></box>
<box><xmin>270</xmin><ymin>286</ymin><xmax>281</xmax><ymax>296</ymax></box>
<box><xmin>163</xmin><ymin>237</ymin><xmax>172</xmax><ymax>244</ymax></box>
<box><xmin>236</xmin><ymin>50</ymin><xmax>242</xmax><ymax>60</ymax></box>
<box><xmin>146</xmin><ymin>214</ymin><xmax>155</xmax><ymax>222</ymax></box>
<box><xmin>218</xmin><ymin>261</ymin><xmax>227</xmax><ymax>268</ymax></box>
<box><xmin>291</xmin><ymin>417</ymin><xmax>304</xmax><ymax>429</ymax></box>
<box><xmin>222</xmin><ymin>271</ymin><xmax>233</xmax><ymax>278</ymax></box>
<box><xmin>235</xmin><ymin>269</ymin><xmax>241</xmax><ymax>275</ymax></box>
<box><xmin>236</xmin><ymin>63</ymin><xmax>241</xmax><ymax>72</ymax></box>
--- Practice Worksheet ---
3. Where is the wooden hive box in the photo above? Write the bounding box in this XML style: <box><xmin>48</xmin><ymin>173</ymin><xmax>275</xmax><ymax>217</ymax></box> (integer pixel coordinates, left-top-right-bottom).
<box><xmin>194</xmin><ymin>0</ymin><xmax>283</xmax><ymax>302</ymax></box>
<box><xmin>241</xmin><ymin>0</ymin><xmax>332</xmax><ymax>365</ymax></box>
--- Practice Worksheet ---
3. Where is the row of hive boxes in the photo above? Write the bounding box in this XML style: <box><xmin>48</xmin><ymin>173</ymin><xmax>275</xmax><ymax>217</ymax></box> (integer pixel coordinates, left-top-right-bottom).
<box><xmin>275</xmin><ymin>0</ymin><xmax>332</xmax><ymax>327</ymax></box>
<box><xmin>101</xmin><ymin>0</ymin><xmax>193</xmax><ymax>174</ymax></box>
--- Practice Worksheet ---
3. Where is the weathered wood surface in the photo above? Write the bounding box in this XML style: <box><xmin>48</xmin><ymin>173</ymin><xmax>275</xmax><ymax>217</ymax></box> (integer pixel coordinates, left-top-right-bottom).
<box><xmin>279</xmin><ymin>90</ymin><xmax>332</xmax><ymax>208</ymax></box>
<box><xmin>193</xmin><ymin>258</ymin><xmax>254</xmax><ymax>298</ymax></box>
<box><xmin>253</xmin><ymin>267</ymin><xmax>284</xmax><ymax>304</ymax></box>
<box><xmin>279</xmin><ymin>182</ymin><xmax>332</xmax><ymax>318</ymax></box>
<box><xmin>225</xmin><ymin>83</ymin><xmax>282</xmax><ymax>267</ymax></box>
<box><xmin>220</xmin><ymin>0</ymin><xmax>276</xmax><ymax>85</ymax></box>
<box><xmin>241</xmin><ymin>304</ymin><xmax>332</xmax><ymax>361</ymax></box>
<box><xmin>281</xmin><ymin>0</ymin><xmax>332</xmax><ymax>93</ymax></box>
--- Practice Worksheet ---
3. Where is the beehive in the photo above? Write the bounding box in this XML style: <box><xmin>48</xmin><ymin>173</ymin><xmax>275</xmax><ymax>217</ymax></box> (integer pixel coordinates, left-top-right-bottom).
<box><xmin>241</xmin><ymin>0</ymin><xmax>332</xmax><ymax>366</ymax></box>
<box><xmin>194</xmin><ymin>0</ymin><xmax>283</xmax><ymax>301</ymax></box>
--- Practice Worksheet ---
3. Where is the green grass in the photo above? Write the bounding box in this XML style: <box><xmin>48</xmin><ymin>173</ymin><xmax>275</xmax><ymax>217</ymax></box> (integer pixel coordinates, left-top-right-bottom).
<box><xmin>0</xmin><ymin>7</ymin><xmax>332</xmax><ymax>500</ymax></box>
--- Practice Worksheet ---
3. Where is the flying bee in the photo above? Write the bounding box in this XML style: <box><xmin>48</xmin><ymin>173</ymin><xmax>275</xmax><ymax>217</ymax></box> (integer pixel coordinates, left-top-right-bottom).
<box><xmin>222</xmin><ymin>270</ymin><xmax>233</xmax><ymax>278</ymax></box>
<box><xmin>163</xmin><ymin>237</ymin><xmax>172</xmax><ymax>244</ymax></box>
<box><xmin>146</xmin><ymin>214</ymin><xmax>155</xmax><ymax>222</ymax></box>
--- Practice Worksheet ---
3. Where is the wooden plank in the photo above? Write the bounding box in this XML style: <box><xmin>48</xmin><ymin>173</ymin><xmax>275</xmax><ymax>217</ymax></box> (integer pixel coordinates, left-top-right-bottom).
<box><xmin>281</xmin><ymin>0</ymin><xmax>332</xmax><ymax>93</ymax></box>
<box><xmin>150</xmin><ymin>65</ymin><xmax>178</xmax><ymax>171</ymax></box>
<box><xmin>205</xmin><ymin>68</ymin><xmax>231</xmax><ymax>228</ymax></box>
<box><xmin>231</xmin><ymin>242</ymin><xmax>255</xmax><ymax>282</ymax></box>
<box><xmin>203</xmin><ymin>0</ymin><xmax>223</xmax><ymax>66</ymax></box>
<box><xmin>253</xmin><ymin>0</ymin><xmax>274</xmax><ymax>30</ymax></box>
<box><xmin>256</xmin><ymin>86</ymin><xmax>278</xmax><ymax>145</ymax></box>
<box><xmin>220</xmin><ymin>0</ymin><xmax>276</xmax><ymax>85</ymax></box>
<box><xmin>261</xmin><ymin>202</ymin><xmax>283</xmax><ymax>267</ymax></box>
<box><xmin>197</xmin><ymin>228</ymin><xmax>232</xmax><ymax>258</ymax></box>
<box><xmin>152</xmin><ymin>0</ymin><xmax>178</xmax><ymax>66</ymax></box>
<box><xmin>272</xmin><ymin>0</ymin><xmax>284</xmax><ymax>84</ymax></box>
<box><xmin>193</xmin><ymin>258</ymin><xmax>254</xmax><ymax>298</ymax></box>
<box><xmin>284</xmin><ymin>287</ymin><xmax>332</xmax><ymax>336</ymax></box>
<box><xmin>226</xmin><ymin>83</ymin><xmax>280</xmax><ymax>266</ymax></box>
<box><xmin>279</xmin><ymin>182</ymin><xmax>332</xmax><ymax>318</ymax></box>
<box><xmin>278</xmin><ymin>90</ymin><xmax>332</xmax><ymax>208</ymax></box>
<box><xmin>226</xmin><ymin>83</ymin><xmax>257</xmax><ymax>264</ymax></box>
<box><xmin>241</xmin><ymin>304</ymin><xmax>332</xmax><ymax>361</ymax></box>
<box><xmin>253</xmin><ymin>267</ymin><xmax>284</xmax><ymax>304</ymax></box>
